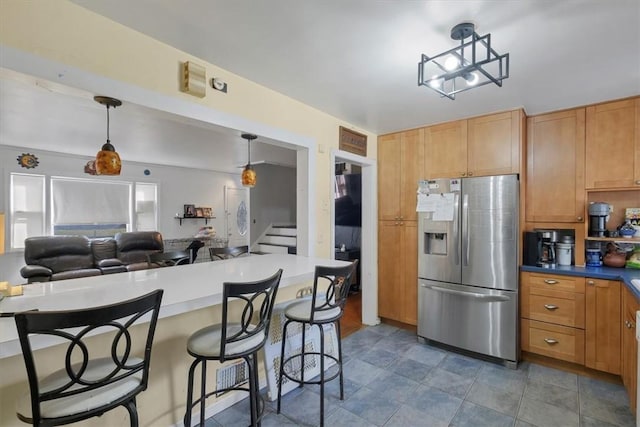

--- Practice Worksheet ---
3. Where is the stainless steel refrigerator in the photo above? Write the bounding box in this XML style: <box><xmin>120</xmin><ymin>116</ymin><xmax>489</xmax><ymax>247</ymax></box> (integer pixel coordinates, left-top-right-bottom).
<box><xmin>417</xmin><ymin>174</ymin><xmax>519</xmax><ymax>366</ymax></box>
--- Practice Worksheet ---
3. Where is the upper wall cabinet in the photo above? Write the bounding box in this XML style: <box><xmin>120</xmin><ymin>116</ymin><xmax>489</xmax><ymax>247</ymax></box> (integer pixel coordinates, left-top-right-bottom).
<box><xmin>424</xmin><ymin>120</ymin><xmax>467</xmax><ymax>179</ymax></box>
<box><xmin>425</xmin><ymin>110</ymin><xmax>523</xmax><ymax>179</ymax></box>
<box><xmin>526</xmin><ymin>108</ymin><xmax>586</xmax><ymax>223</ymax></box>
<box><xmin>378</xmin><ymin>129</ymin><xmax>424</xmax><ymax>221</ymax></box>
<box><xmin>586</xmin><ymin>97</ymin><xmax>640</xmax><ymax>189</ymax></box>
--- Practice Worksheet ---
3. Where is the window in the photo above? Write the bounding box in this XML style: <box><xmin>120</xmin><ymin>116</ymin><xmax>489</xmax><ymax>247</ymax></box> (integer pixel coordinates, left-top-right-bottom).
<box><xmin>8</xmin><ymin>174</ymin><xmax>158</xmax><ymax>248</ymax></box>
<box><xmin>10</xmin><ymin>173</ymin><xmax>45</xmax><ymax>249</ymax></box>
<box><xmin>135</xmin><ymin>183</ymin><xmax>158</xmax><ymax>231</ymax></box>
<box><xmin>51</xmin><ymin>177</ymin><xmax>131</xmax><ymax>238</ymax></box>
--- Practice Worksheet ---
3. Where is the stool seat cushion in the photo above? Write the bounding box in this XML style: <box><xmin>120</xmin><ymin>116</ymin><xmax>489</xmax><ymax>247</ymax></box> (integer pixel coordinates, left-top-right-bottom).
<box><xmin>16</xmin><ymin>357</ymin><xmax>143</xmax><ymax>421</ymax></box>
<box><xmin>284</xmin><ymin>299</ymin><xmax>341</xmax><ymax>322</ymax></box>
<box><xmin>188</xmin><ymin>323</ymin><xmax>266</xmax><ymax>358</ymax></box>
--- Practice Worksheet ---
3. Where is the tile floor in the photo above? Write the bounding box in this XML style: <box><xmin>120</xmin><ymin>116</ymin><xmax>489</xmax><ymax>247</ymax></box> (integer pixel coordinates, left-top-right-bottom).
<box><xmin>204</xmin><ymin>324</ymin><xmax>636</xmax><ymax>427</ymax></box>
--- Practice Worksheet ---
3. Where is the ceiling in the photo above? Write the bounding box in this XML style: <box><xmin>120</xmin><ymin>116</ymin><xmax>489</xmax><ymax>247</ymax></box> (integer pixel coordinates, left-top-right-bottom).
<box><xmin>69</xmin><ymin>0</ymin><xmax>640</xmax><ymax>135</ymax></box>
<box><xmin>2</xmin><ymin>1</ymin><xmax>639</xmax><ymax>172</ymax></box>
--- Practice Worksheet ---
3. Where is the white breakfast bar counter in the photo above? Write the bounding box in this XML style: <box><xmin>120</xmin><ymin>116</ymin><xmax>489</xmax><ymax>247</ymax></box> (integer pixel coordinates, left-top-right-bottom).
<box><xmin>0</xmin><ymin>254</ymin><xmax>349</xmax><ymax>426</ymax></box>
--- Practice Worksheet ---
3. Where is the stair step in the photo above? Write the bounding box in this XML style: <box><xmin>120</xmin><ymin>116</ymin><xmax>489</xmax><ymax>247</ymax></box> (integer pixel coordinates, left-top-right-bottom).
<box><xmin>257</xmin><ymin>244</ymin><xmax>290</xmax><ymax>254</ymax></box>
<box><xmin>272</xmin><ymin>224</ymin><xmax>296</xmax><ymax>228</ymax></box>
<box><xmin>262</xmin><ymin>235</ymin><xmax>297</xmax><ymax>246</ymax></box>
<box><xmin>269</xmin><ymin>227</ymin><xmax>297</xmax><ymax>237</ymax></box>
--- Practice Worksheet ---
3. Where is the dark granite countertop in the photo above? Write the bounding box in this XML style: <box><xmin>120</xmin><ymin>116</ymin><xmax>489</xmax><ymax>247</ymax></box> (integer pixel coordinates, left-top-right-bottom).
<box><xmin>521</xmin><ymin>265</ymin><xmax>640</xmax><ymax>299</ymax></box>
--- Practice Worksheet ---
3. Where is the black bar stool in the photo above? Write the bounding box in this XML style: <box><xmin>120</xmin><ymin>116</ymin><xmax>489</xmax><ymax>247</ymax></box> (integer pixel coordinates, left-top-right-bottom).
<box><xmin>14</xmin><ymin>289</ymin><xmax>164</xmax><ymax>427</ymax></box>
<box><xmin>184</xmin><ymin>269</ymin><xmax>282</xmax><ymax>427</ymax></box>
<box><xmin>276</xmin><ymin>261</ymin><xmax>358</xmax><ymax>427</ymax></box>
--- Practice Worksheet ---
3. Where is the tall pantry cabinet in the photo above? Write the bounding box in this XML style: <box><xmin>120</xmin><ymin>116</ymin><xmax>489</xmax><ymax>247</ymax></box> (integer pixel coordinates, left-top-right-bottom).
<box><xmin>377</xmin><ymin>129</ymin><xmax>423</xmax><ymax>325</ymax></box>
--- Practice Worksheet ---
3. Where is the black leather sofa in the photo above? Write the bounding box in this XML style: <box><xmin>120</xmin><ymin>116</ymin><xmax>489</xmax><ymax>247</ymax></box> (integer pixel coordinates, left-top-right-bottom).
<box><xmin>20</xmin><ymin>232</ymin><xmax>166</xmax><ymax>283</ymax></box>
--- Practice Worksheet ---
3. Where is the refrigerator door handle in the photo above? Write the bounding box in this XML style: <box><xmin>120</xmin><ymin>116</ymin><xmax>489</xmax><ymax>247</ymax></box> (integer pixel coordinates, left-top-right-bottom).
<box><xmin>453</xmin><ymin>192</ymin><xmax>460</xmax><ymax>266</ymax></box>
<box><xmin>421</xmin><ymin>284</ymin><xmax>511</xmax><ymax>302</ymax></box>
<box><xmin>462</xmin><ymin>193</ymin><xmax>470</xmax><ymax>266</ymax></box>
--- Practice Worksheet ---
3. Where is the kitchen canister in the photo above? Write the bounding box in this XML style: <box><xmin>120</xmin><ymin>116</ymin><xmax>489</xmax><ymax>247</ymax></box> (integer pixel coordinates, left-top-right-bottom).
<box><xmin>585</xmin><ymin>248</ymin><xmax>603</xmax><ymax>267</ymax></box>
<box><xmin>557</xmin><ymin>243</ymin><xmax>572</xmax><ymax>266</ymax></box>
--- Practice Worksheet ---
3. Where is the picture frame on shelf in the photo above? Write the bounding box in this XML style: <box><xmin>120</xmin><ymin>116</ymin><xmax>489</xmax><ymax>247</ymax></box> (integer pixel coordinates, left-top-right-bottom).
<box><xmin>184</xmin><ymin>204</ymin><xmax>196</xmax><ymax>217</ymax></box>
<box><xmin>195</xmin><ymin>208</ymin><xmax>204</xmax><ymax>217</ymax></box>
<box><xmin>201</xmin><ymin>207</ymin><xmax>213</xmax><ymax>218</ymax></box>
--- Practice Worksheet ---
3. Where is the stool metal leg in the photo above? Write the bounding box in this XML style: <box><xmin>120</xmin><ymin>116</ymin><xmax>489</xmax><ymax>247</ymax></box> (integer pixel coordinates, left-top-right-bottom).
<box><xmin>299</xmin><ymin>321</ymin><xmax>306</xmax><ymax>388</ymax></box>
<box><xmin>200</xmin><ymin>360</ymin><xmax>207</xmax><ymax>427</ymax></box>
<box><xmin>276</xmin><ymin>319</ymin><xmax>289</xmax><ymax>414</ymax></box>
<box><xmin>123</xmin><ymin>398</ymin><xmax>139</xmax><ymax>427</ymax></box>
<box><xmin>184</xmin><ymin>358</ymin><xmax>199</xmax><ymax>427</ymax></box>
<box><xmin>318</xmin><ymin>323</ymin><xmax>326</xmax><ymax>427</ymax></box>
<box><xmin>336</xmin><ymin>320</ymin><xmax>344</xmax><ymax>400</ymax></box>
<box><xmin>251</xmin><ymin>352</ymin><xmax>261</xmax><ymax>427</ymax></box>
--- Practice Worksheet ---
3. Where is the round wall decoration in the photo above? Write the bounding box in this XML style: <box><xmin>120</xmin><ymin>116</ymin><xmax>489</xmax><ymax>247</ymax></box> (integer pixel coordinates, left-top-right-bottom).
<box><xmin>17</xmin><ymin>153</ymin><xmax>39</xmax><ymax>169</ymax></box>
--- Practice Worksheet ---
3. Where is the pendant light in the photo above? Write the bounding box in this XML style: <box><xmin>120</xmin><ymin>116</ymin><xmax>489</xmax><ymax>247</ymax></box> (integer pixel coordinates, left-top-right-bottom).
<box><xmin>94</xmin><ymin>96</ymin><xmax>122</xmax><ymax>175</ymax></box>
<box><xmin>241</xmin><ymin>133</ymin><xmax>257</xmax><ymax>188</ymax></box>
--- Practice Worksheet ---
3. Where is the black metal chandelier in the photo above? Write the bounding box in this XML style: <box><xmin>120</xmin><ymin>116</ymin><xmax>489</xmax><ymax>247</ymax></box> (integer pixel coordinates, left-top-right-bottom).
<box><xmin>418</xmin><ymin>22</ymin><xmax>509</xmax><ymax>100</ymax></box>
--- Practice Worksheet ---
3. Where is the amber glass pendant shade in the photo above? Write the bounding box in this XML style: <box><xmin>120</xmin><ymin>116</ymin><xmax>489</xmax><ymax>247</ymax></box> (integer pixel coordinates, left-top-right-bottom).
<box><xmin>242</xmin><ymin>165</ymin><xmax>256</xmax><ymax>187</ymax></box>
<box><xmin>96</xmin><ymin>142</ymin><xmax>122</xmax><ymax>175</ymax></box>
<box><xmin>94</xmin><ymin>96</ymin><xmax>122</xmax><ymax>176</ymax></box>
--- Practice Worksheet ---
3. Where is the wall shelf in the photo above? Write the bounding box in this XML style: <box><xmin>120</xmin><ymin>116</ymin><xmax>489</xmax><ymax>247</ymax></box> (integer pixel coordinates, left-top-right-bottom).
<box><xmin>175</xmin><ymin>216</ymin><xmax>214</xmax><ymax>226</ymax></box>
<box><xmin>585</xmin><ymin>236</ymin><xmax>640</xmax><ymax>244</ymax></box>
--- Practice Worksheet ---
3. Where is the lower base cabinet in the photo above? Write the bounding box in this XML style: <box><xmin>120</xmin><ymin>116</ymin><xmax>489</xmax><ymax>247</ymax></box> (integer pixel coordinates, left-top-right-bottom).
<box><xmin>378</xmin><ymin>220</ymin><xmax>417</xmax><ymax>325</ymax></box>
<box><xmin>622</xmin><ymin>285</ymin><xmax>639</xmax><ymax>414</ymax></box>
<box><xmin>585</xmin><ymin>279</ymin><xmax>621</xmax><ymax>374</ymax></box>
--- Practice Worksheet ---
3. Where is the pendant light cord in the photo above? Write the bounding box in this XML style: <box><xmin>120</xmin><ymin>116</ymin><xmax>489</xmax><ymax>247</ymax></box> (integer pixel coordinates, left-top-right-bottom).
<box><xmin>247</xmin><ymin>138</ymin><xmax>251</xmax><ymax>165</ymax></box>
<box><xmin>106</xmin><ymin>105</ymin><xmax>111</xmax><ymax>142</ymax></box>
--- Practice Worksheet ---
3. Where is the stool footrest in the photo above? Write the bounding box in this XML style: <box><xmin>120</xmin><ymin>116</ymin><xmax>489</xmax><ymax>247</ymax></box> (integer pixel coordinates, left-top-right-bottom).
<box><xmin>281</xmin><ymin>352</ymin><xmax>342</xmax><ymax>385</ymax></box>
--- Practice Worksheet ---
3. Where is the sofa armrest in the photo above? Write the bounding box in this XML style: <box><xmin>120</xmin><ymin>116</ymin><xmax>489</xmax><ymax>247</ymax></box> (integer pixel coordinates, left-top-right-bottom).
<box><xmin>97</xmin><ymin>258</ymin><xmax>124</xmax><ymax>268</ymax></box>
<box><xmin>20</xmin><ymin>265</ymin><xmax>53</xmax><ymax>280</ymax></box>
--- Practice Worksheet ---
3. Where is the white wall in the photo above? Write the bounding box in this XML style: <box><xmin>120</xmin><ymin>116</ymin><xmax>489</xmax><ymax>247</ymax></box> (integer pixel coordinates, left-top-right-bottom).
<box><xmin>0</xmin><ymin>145</ymin><xmax>245</xmax><ymax>284</ymax></box>
<box><xmin>249</xmin><ymin>164</ymin><xmax>296</xmax><ymax>243</ymax></box>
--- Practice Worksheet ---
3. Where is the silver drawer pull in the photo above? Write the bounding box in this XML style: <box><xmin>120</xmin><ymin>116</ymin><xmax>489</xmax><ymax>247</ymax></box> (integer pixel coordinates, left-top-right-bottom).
<box><xmin>544</xmin><ymin>338</ymin><xmax>558</xmax><ymax>345</ymax></box>
<box><xmin>544</xmin><ymin>304</ymin><xmax>558</xmax><ymax>311</ymax></box>
<box><xmin>543</xmin><ymin>279</ymin><xmax>558</xmax><ymax>285</ymax></box>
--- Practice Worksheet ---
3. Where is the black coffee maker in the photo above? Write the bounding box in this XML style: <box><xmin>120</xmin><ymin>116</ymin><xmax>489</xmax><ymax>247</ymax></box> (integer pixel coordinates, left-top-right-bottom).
<box><xmin>536</xmin><ymin>230</ymin><xmax>558</xmax><ymax>268</ymax></box>
<box><xmin>588</xmin><ymin>202</ymin><xmax>610</xmax><ymax>237</ymax></box>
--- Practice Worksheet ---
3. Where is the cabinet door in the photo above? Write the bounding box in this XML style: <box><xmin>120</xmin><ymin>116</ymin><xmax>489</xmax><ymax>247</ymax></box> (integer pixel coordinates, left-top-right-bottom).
<box><xmin>400</xmin><ymin>130</ymin><xmax>424</xmax><ymax>221</ymax></box>
<box><xmin>526</xmin><ymin>109</ymin><xmax>586</xmax><ymax>222</ymax></box>
<box><xmin>424</xmin><ymin>120</ymin><xmax>467</xmax><ymax>179</ymax></box>
<box><xmin>400</xmin><ymin>221</ymin><xmax>418</xmax><ymax>325</ymax></box>
<box><xmin>378</xmin><ymin>221</ymin><xmax>402</xmax><ymax>320</ymax></box>
<box><xmin>586</xmin><ymin>97</ymin><xmax>640</xmax><ymax>189</ymax></box>
<box><xmin>467</xmin><ymin>110</ymin><xmax>522</xmax><ymax>177</ymax></box>
<box><xmin>378</xmin><ymin>133</ymin><xmax>402</xmax><ymax>220</ymax></box>
<box><xmin>622</xmin><ymin>285</ymin><xmax>639</xmax><ymax>414</ymax></box>
<box><xmin>585</xmin><ymin>279</ymin><xmax>621</xmax><ymax>374</ymax></box>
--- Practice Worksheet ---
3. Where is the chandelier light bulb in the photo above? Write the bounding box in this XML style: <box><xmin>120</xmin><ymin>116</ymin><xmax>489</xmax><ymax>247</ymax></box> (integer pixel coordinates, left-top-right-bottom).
<box><xmin>429</xmin><ymin>76</ymin><xmax>443</xmax><ymax>89</ymax></box>
<box><xmin>464</xmin><ymin>72</ymin><xmax>479</xmax><ymax>86</ymax></box>
<box><xmin>444</xmin><ymin>56</ymin><xmax>460</xmax><ymax>71</ymax></box>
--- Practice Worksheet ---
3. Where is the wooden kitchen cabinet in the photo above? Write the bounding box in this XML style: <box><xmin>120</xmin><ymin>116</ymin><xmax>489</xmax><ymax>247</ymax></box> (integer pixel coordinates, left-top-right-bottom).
<box><xmin>378</xmin><ymin>129</ymin><xmax>424</xmax><ymax>221</ymax></box>
<box><xmin>585</xmin><ymin>278</ymin><xmax>621</xmax><ymax>374</ymax></box>
<box><xmin>520</xmin><ymin>272</ymin><xmax>586</xmax><ymax>364</ymax></box>
<box><xmin>467</xmin><ymin>110</ymin><xmax>523</xmax><ymax>177</ymax></box>
<box><xmin>378</xmin><ymin>220</ymin><xmax>417</xmax><ymax>325</ymax></box>
<box><xmin>586</xmin><ymin>97</ymin><xmax>640</xmax><ymax>189</ymax></box>
<box><xmin>622</xmin><ymin>285</ymin><xmax>640</xmax><ymax>414</ymax></box>
<box><xmin>424</xmin><ymin>120</ymin><xmax>467</xmax><ymax>179</ymax></box>
<box><xmin>526</xmin><ymin>108</ymin><xmax>586</xmax><ymax>223</ymax></box>
<box><xmin>424</xmin><ymin>109</ymin><xmax>523</xmax><ymax>179</ymax></box>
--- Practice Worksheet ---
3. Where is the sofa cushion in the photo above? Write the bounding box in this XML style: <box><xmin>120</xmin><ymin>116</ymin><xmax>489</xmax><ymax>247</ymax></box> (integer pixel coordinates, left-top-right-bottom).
<box><xmin>24</xmin><ymin>236</ymin><xmax>95</xmax><ymax>273</ymax></box>
<box><xmin>91</xmin><ymin>238</ymin><xmax>118</xmax><ymax>264</ymax></box>
<box><xmin>51</xmin><ymin>269</ymin><xmax>102</xmax><ymax>281</ymax></box>
<box><xmin>115</xmin><ymin>232</ymin><xmax>164</xmax><ymax>265</ymax></box>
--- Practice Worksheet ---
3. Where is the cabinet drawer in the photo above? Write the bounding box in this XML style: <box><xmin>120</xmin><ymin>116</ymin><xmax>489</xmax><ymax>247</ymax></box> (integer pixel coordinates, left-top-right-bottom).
<box><xmin>521</xmin><ymin>319</ymin><xmax>585</xmax><ymax>364</ymax></box>
<box><xmin>524</xmin><ymin>293</ymin><xmax>585</xmax><ymax>328</ymax></box>
<box><xmin>523</xmin><ymin>272</ymin><xmax>585</xmax><ymax>293</ymax></box>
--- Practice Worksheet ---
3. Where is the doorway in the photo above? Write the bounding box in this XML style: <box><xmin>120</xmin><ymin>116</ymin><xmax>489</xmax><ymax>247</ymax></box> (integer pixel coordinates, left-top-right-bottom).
<box><xmin>331</xmin><ymin>150</ymin><xmax>378</xmax><ymax>328</ymax></box>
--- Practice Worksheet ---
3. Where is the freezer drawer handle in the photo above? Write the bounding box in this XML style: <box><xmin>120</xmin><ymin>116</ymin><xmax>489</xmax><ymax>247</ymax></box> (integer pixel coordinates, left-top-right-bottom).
<box><xmin>544</xmin><ymin>338</ymin><xmax>559</xmax><ymax>345</ymax></box>
<box><xmin>544</xmin><ymin>304</ymin><xmax>559</xmax><ymax>311</ymax></box>
<box><xmin>421</xmin><ymin>284</ymin><xmax>510</xmax><ymax>302</ymax></box>
<box><xmin>543</xmin><ymin>279</ymin><xmax>558</xmax><ymax>285</ymax></box>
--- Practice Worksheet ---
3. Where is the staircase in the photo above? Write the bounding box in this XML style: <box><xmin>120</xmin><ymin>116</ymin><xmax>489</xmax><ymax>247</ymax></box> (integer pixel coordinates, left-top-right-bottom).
<box><xmin>254</xmin><ymin>224</ymin><xmax>297</xmax><ymax>255</ymax></box>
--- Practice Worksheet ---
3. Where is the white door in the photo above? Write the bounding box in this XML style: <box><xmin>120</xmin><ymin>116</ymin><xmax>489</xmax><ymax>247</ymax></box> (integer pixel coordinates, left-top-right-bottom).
<box><xmin>225</xmin><ymin>186</ymin><xmax>249</xmax><ymax>247</ymax></box>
